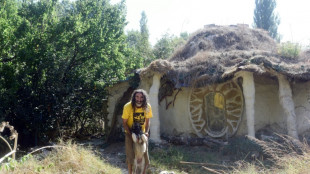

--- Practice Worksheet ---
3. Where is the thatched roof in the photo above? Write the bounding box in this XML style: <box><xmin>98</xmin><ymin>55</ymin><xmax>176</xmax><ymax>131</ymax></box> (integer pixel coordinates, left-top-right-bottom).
<box><xmin>140</xmin><ymin>25</ymin><xmax>310</xmax><ymax>88</ymax></box>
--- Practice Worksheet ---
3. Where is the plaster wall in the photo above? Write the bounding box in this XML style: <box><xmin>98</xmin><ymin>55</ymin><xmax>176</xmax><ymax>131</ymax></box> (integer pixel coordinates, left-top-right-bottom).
<box><xmin>107</xmin><ymin>81</ymin><xmax>130</xmax><ymax>127</ymax></box>
<box><xmin>138</xmin><ymin>77</ymin><xmax>153</xmax><ymax>94</ymax></box>
<box><xmin>158</xmin><ymin>76</ymin><xmax>290</xmax><ymax>138</ymax></box>
<box><xmin>158</xmin><ymin>88</ymin><xmax>195</xmax><ymax>136</ymax></box>
<box><xmin>237</xmin><ymin>76</ymin><xmax>286</xmax><ymax>136</ymax></box>
<box><xmin>108</xmin><ymin>77</ymin><xmax>310</xmax><ymax>138</ymax></box>
<box><xmin>293</xmin><ymin>81</ymin><xmax>310</xmax><ymax>134</ymax></box>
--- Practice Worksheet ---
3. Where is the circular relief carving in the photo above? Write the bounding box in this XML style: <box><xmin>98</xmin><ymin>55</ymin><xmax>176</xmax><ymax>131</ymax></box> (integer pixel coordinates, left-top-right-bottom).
<box><xmin>189</xmin><ymin>80</ymin><xmax>244</xmax><ymax>138</ymax></box>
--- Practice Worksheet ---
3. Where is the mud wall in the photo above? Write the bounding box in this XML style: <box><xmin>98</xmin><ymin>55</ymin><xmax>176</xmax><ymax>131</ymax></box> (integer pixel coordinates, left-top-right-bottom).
<box><xmin>293</xmin><ymin>81</ymin><xmax>310</xmax><ymax>134</ymax></box>
<box><xmin>107</xmin><ymin>76</ymin><xmax>310</xmax><ymax>139</ymax></box>
<box><xmin>157</xmin><ymin>76</ymin><xmax>310</xmax><ymax>138</ymax></box>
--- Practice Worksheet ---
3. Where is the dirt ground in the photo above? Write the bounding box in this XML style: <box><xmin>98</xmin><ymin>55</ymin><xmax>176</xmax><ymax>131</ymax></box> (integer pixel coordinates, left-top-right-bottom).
<box><xmin>99</xmin><ymin>142</ymin><xmax>128</xmax><ymax>173</ymax></box>
<box><xmin>77</xmin><ymin>138</ymin><xmax>128</xmax><ymax>173</ymax></box>
<box><xmin>78</xmin><ymin>138</ymin><xmax>177</xmax><ymax>174</ymax></box>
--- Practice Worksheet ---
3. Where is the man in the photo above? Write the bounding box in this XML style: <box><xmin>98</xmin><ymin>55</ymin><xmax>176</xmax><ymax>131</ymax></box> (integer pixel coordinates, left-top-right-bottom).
<box><xmin>122</xmin><ymin>89</ymin><xmax>152</xmax><ymax>174</ymax></box>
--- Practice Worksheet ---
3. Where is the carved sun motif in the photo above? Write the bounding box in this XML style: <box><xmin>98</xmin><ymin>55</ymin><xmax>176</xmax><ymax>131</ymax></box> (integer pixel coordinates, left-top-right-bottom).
<box><xmin>189</xmin><ymin>80</ymin><xmax>244</xmax><ymax>138</ymax></box>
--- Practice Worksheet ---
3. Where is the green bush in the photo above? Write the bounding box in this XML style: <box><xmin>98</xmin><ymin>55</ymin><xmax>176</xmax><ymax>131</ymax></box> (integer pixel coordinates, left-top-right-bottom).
<box><xmin>278</xmin><ymin>41</ymin><xmax>301</xmax><ymax>59</ymax></box>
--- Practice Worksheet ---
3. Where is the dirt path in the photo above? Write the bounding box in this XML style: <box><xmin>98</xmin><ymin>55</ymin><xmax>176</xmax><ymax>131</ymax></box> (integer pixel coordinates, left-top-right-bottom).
<box><xmin>78</xmin><ymin>138</ymin><xmax>128</xmax><ymax>173</ymax></box>
<box><xmin>78</xmin><ymin>138</ymin><xmax>177</xmax><ymax>174</ymax></box>
<box><xmin>100</xmin><ymin>142</ymin><xmax>128</xmax><ymax>173</ymax></box>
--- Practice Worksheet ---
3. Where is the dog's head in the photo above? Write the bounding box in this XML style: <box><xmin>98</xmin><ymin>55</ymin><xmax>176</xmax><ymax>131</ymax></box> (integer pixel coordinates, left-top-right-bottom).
<box><xmin>131</xmin><ymin>122</ymin><xmax>143</xmax><ymax>136</ymax></box>
<box><xmin>131</xmin><ymin>122</ymin><xmax>148</xmax><ymax>144</ymax></box>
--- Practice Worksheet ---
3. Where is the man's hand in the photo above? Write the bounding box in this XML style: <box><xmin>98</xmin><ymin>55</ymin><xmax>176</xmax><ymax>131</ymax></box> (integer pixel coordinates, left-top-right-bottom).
<box><xmin>144</xmin><ymin>118</ymin><xmax>150</xmax><ymax>137</ymax></box>
<box><xmin>122</xmin><ymin>119</ymin><xmax>131</xmax><ymax>135</ymax></box>
<box><xmin>126</xmin><ymin>131</ymin><xmax>132</xmax><ymax>136</ymax></box>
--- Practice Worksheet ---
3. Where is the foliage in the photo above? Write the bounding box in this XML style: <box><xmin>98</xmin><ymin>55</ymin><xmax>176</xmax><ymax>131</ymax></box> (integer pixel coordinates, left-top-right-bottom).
<box><xmin>0</xmin><ymin>0</ymin><xmax>194</xmax><ymax>149</ymax></box>
<box><xmin>0</xmin><ymin>0</ymin><xmax>186</xmax><ymax>147</ymax></box>
<box><xmin>0</xmin><ymin>141</ymin><xmax>121</xmax><ymax>174</ymax></box>
<box><xmin>0</xmin><ymin>0</ymin><xmax>128</xmax><ymax>146</ymax></box>
<box><xmin>253</xmin><ymin>0</ymin><xmax>280</xmax><ymax>41</ymax></box>
<box><xmin>153</xmin><ymin>32</ymin><xmax>188</xmax><ymax>59</ymax></box>
<box><xmin>126</xmin><ymin>11</ymin><xmax>154</xmax><ymax>67</ymax></box>
<box><xmin>0</xmin><ymin>155</ymin><xmax>32</xmax><ymax>171</ymax></box>
<box><xmin>125</xmin><ymin>30</ymin><xmax>145</xmax><ymax>73</ymax></box>
<box><xmin>278</xmin><ymin>41</ymin><xmax>301</xmax><ymax>59</ymax></box>
<box><xmin>139</xmin><ymin>11</ymin><xmax>154</xmax><ymax>66</ymax></box>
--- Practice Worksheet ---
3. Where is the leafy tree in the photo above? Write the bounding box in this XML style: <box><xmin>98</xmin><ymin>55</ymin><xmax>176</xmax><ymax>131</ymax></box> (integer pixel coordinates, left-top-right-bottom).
<box><xmin>137</xmin><ymin>11</ymin><xmax>154</xmax><ymax>66</ymax></box>
<box><xmin>253</xmin><ymin>0</ymin><xmax>280</xmax><ymax>41</ymax></box>
<box><xmin>0</xmin><ymin>0</ymin><xmax>128</xmax><ymax>146</ymax></box>
<box><xmin>124</xmin><ymin>11</ymin><xmax>154</xmax><ymax>72</ymax></box>
<box><xmin>0</xmin><ymin>0</ymin><xmax>22</xmax><ymax>120</ymax></box>
<box><xmin>140</xmin><ymin>11</ymin><xmax>149</xmax><ymax>42</ymax></box>
<box><xmin>153</xmin><ymin>32</ymin><xmax>189</xmax><ymax>59</ymax></box>
<box><xmin>124</xmin><ymin>30</ymin><xmax>144</xmax><ymax>74</ymax></box>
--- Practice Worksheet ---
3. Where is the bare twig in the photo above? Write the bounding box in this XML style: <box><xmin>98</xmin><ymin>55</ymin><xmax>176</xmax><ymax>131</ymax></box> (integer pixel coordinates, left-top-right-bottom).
<box><xmin>180</xmin><ymin>161</ymin><xmax>232</xmax><ymax>169</ymax></box>
<box><xmin>28</xmin><ymin>145</ymin><xmax>66</xmax><ymax>155</ymax></box>
<box><xmin>0</xmin><ymin>150</ymin><xmax>16</xmax><ymax>163</ymax></box>
<box><xmin>0</xmin><ymin>135</ymin><xmax>13</xmax><ymax>152</ymax></box>
<box><xmin>204</xmin><ymin>136</ymin><xmax>227</xmax><ymax>146</ymax></box>
<box><xmin>202</xmin><ymin>166</ymin><xmax>224</xmax><ymax>174</ymax></box>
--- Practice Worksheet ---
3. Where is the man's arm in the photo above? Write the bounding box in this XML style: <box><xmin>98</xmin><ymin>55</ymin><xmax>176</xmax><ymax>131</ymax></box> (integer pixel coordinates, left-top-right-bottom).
<box><xmin>144</xmin><ymin>118</ymin><xmax>150</xmax><ymax>137</ymax></box>
<box><xmin>122</xmin><ymin>119</ymin><xmax>131</xmax><ymax>135</ymax></box>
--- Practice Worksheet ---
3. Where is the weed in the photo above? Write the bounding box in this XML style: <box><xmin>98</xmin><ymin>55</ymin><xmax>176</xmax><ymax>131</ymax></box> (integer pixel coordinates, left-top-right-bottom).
<box><xmin>278</xmin><ymin>41</ymin><xmax>301</xmax><ymax>59</ymax></box>
<box><xmin>232</xmin><ymin>135</ymin><xmax>310</xmax><ymax>174</ymax></box>
<box><xmin>149</xmin><ymin>143</ymin><xmax>222</xmax><ymax>173</ymax></box>
<box><xmin>0</xmin><ymin>141</ymin><xmax>121</xmax><ymax>174</ymax></box>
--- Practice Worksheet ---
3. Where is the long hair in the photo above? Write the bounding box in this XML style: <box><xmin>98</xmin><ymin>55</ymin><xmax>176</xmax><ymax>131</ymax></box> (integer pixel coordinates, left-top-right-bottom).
<box><xmin>131</xmin><ymin>89</ymin><xmax>149</xmax><ymax>113</ymax></box>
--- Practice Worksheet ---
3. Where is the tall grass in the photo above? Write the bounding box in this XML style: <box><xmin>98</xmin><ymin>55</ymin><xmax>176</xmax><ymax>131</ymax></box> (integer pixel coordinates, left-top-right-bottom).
<box><xmin>149</xmin><ymin>143</ymin><xmax>222</xmax><ymax>174</ymax></box>
<box><xmin>278</xmin><ymin>41</ymin><xmax>301</xmax><ymax>59</ymax></box>
<box><xmin>232</xmin><ymin>135</ymin><xmax>310</xmax><ymax>174</ymax></box>
<box><xmin>0</xmin><ymin>141</ymin><xmax>121</xmax><ymax>174</ymax></box>
<box><xmin>149</xmin><ymin>135</ymin><xmax>310</xmax><ymax>174</ymax></box>
<box><xmin>1</xmin><ymin>135</ymin><xmax>309</xmax><ymax>174</ymax></box>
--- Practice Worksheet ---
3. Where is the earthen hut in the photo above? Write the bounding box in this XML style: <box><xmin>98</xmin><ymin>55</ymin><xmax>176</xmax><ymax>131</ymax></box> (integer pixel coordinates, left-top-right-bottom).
<box><xmin>107</xmin><ymin>25</ymin><xmax>310</xmax><ymax>144</ymax></box>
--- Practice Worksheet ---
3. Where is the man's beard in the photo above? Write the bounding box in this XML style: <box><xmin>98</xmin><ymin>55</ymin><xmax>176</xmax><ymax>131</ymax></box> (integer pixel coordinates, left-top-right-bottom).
<box><xmin>136</xmin><ymin>103</ymin><xmax>142</xmax><ymax>107</ymax></box>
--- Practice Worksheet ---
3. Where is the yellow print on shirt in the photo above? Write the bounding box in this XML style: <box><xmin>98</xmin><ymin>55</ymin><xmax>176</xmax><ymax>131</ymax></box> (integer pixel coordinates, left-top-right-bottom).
<box><xmin>133</xmin><ymin>112</ymin><xmax>145</xmax><ymax>125</ymax></box>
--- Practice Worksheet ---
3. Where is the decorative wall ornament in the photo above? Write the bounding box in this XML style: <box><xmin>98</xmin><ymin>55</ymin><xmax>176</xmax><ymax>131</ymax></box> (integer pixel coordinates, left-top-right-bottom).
<box><xmin>189</xmin><ymin>80</ymin><xmax>244</xmax><ymax>138</ymax></box>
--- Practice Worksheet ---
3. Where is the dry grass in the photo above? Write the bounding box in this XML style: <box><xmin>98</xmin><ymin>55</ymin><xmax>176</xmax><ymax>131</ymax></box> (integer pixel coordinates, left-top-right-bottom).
<box><xmin>232</xmin><ymin>152</ymin><xmax>310</xmax><ymax>174</ymax></box>
<box><xmin>170</xmin><ymin>25</ymin><xmax>277</xmax><ymax>61</ymax></box>
<box><xmin>0</xmin><ymin>141</ymin><xmax>121</xmax><ymax>174</ymax></box>
<box><xmin>140</xmin><ymin>25</ymin><xmax>310</xmax><ymax>89</ymax></box>
<box><xmin>1</xmin><ymin>135</ymin><xmax>310</xmax><ymax>174</ymax></box>
<box><xmin>232</xmin><ymin>136</ymin><xmax>310</xmax><ymax>174</ymax></box>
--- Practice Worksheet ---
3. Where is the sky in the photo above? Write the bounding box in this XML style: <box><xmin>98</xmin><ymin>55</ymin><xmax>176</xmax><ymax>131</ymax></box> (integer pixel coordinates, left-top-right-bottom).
<box><xmin>111</xmin><ymin>0</ymin><xmax>310</xmax><ymax>46</ymax></box>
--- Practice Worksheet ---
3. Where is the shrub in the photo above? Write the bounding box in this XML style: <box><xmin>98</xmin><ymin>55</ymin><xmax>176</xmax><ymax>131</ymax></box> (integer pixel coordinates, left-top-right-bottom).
<box><xmin>278</xmin><ymin>41</ymin><xmax>301</xmax><ymax>59</ymax></box>
<box><xmin>0</xmin><ymin>141</ymin><xmax>121</xmax><ymax>174</ymax></box>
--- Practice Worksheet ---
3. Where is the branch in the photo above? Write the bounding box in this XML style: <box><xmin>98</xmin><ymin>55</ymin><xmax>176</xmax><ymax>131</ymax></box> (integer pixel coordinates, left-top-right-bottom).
<box><xmin>0</xmin><ymin>150</ymin><xmax>16</xmax><ymax>164</ymax></box>
<box><xmin>0</xmin><ymin>57</ymin><xmax>14</xmax><ymax>63</ymax></box>
<box><xmin>0</xmin><ymin>135</ymin><xmax>13</xmax><ymax>152</ymax></box>
<box><xmin>62</xmin><ymin>45</ymin><xmax>79</xmax><ymax>83</ymax></box>
<box><xmin>202</xmin><ymin>166</ymin><xmax>224</xmax><ymax>174</ymax></box>
<box><xmin>180</xmin><ymin>161</ymin><xmax>232</xmax><ymax>169</ymax></box>
<box><xmin>27</xmin><ymin>145</ymin><xmax>66</xmax><ymax>155</ymax></box>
